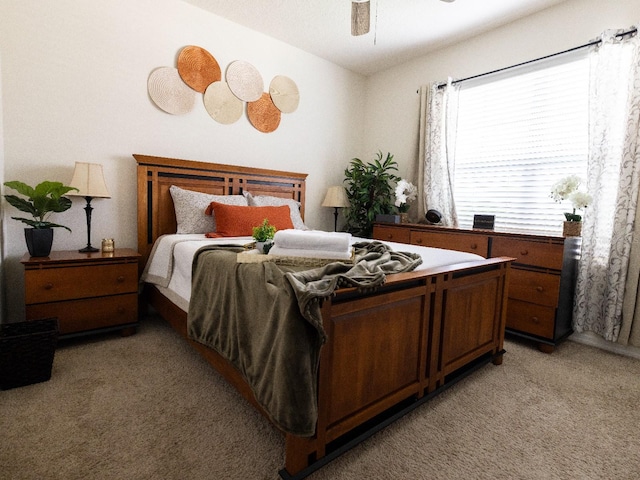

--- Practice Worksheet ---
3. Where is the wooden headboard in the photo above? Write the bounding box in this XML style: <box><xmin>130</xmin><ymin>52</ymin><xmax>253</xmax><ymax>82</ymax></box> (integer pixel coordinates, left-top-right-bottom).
<box><xmin>134</xmin><ymin>154</ymin><xmax>308</xmax><ymax>269</ymax></box>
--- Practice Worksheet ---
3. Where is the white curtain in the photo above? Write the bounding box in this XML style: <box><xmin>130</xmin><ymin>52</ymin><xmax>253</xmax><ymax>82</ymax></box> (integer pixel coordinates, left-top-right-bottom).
<box><xmin>417</xmin><ymin>79</ymin><xmax>460</xmax><ymax>227</ymax></box>
<box><xmin>573</xmin><ymin>28</ymin><xmax>640</xmax><ymax>342</ymax></box>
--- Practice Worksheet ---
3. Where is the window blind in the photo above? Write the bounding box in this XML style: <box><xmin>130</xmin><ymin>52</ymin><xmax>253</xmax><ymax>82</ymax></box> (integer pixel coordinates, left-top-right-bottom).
<box><xmin>453</xmin><ymin>51</ymin><xmax>589</xmax><ymax>234</ymax></box>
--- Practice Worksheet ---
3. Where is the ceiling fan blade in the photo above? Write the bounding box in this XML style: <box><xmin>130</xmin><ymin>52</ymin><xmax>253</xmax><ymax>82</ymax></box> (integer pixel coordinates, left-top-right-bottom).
<box><xmin>351</xmin><ymin>0</ymin><xmax>370</xmax><ymax>36</ymax></box>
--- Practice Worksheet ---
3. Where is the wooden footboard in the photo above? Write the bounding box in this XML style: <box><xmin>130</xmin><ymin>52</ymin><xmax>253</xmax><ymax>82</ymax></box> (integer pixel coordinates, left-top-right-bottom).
<box><xmin>143</xmin><ymin>256</ymin><xmax>510</xmax><ymax>478</ymax></box>
<box><xmin>282</xmin><ymin>257</ymin><xmax>510</xmax><ymax>476</ymax></box>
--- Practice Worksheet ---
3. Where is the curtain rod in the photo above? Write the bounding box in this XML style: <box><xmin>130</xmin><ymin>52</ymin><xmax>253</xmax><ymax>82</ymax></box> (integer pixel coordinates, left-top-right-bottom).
<box><xmin>423</xmin><ymin>27</ymin><xmax>637</xmax><ymax>92</ymax></box>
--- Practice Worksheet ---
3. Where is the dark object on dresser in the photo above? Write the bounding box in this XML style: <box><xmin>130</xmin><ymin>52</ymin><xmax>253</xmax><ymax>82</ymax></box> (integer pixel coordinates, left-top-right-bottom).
<box><xmin>0</xmin><ymin>317</ymin><xmax>58</xmax><ymax>390</ymax></box>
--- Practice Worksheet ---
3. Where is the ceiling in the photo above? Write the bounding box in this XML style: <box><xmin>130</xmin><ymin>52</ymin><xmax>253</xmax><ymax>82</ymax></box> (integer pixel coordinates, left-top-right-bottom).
<box><xmin>182</xmin><ymin>0</ymin><xmax>568</xmax><ymax>76</ymax></box>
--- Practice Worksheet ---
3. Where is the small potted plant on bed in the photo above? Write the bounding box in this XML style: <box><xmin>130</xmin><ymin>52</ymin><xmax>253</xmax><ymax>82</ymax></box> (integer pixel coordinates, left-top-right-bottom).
<box><xmin>3</xmin><ymin>180</ymin><xmax>78</xmax><ymax>257</ymax></box>
<box><xmin>252</xmin><ymin>218</ymin><xmax>277</xmax><ymax>254</ymax></box>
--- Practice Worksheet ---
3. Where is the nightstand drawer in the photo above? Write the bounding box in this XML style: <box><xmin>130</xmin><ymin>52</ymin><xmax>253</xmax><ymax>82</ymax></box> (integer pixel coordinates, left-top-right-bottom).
<box><xmin>26</xmin><ymin>293</ymin><xmax>138</xmax><ymax>335</ymax></box>
<box><xmin>373</xmin><ymin>225</ymin><xmax>411</xmax><ymax>244</ymax></box>
<box><xmin>491</xmin><ymin>237</ymin><xmax>564</xmax><ymax>270</ymax></box>
<box><xmin>411</xmin><ymin>231</ymin><xmax>489</xmax><ymax>256</ymax></box>
<box><xmin>509</xmin><ymin>269</ymin><xmax>561</xmax><ymax>307</ymax></box>
<box><xmin>506</xmin><ymin>299</ymin><xmax>555</xmax><ymax>339</ymax></box>
<box><xmin>25</xmin><ymin>263</ymin><xmax>138</xmax><ymax>304</ymax></box>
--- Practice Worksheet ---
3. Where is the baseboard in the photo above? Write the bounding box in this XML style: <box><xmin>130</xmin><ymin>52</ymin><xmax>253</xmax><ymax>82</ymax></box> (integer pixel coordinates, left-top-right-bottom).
<box><xmin>569</xmin><ymin>332</ymin><xmax>640</xmax><ymax>360</ymax></box>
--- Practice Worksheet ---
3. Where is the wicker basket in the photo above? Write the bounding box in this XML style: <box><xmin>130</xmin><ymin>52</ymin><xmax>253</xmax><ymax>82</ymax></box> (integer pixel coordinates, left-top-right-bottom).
<box><xmin>0</xmin><ymin>318</ymin><xmax>59</xmax><ymax>390</ymax></box>
<box><xmin>562</xmin><ymin>221</ymin><xmax>582</xmax><ymax>237</ymax></box>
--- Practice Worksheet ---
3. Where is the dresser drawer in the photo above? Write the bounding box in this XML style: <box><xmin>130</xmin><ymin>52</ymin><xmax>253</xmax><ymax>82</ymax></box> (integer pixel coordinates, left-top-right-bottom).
<box><xmin>373</xmin><ymin>225</ymin><xmax>411</xmax><ymax>244</ymax></box>
<box><xmin>25</xmin><ymin>263</ymin><xmax>138</xmax><ymax>304</ymax></box>
<box><xmin>491</xmin><ymin>237</ymin><xmax>564</xmax><ymax>270</ymax></box>
<box><xmin>506</xmin><ymin>299</ymin><xmax>555</xmax><ymax>339</ymax></box>
<box><xmin>26</xmin><ymin>293</ymin><xmax>138</xmax><ymax>335</ymax></box>
<box><xmin>509</xmin><ymin>269</ymin><xmax>561</xmax><ymax>307</ymax></box>
<box><xmin>411</xmin><ymin>231</ymin><xmax>489</xmax><ymax>256</ymax></box>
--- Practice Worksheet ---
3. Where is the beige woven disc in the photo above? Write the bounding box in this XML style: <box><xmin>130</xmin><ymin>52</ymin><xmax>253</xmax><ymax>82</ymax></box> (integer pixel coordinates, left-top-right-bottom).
<box><xmin>269</xmin><ymin>75</ymin><xmax>300</xmax><ymax>113</ymax></box>
<box><xmin>247</xmin><ymin>92</ymin><xmax>281</xmax><ymax>133</ymax></box>
<box><xmin>203</xmin><ymin>81</ymin><xmax>243</xmax><ymax>125</ymax></box>
<box><xmin>226</xmin><ymin>60</ymin><xmax>264</xmax><ymax>102</ymax></box>
<box><xmin>177</xmin><ymin>45</ymin><xmax>221</xmax><ymax>93</ymax></box>
<box><xmin>147</xmin><ymin>67</ymin><xmax>196</xmax><ymax>115</ymax></box>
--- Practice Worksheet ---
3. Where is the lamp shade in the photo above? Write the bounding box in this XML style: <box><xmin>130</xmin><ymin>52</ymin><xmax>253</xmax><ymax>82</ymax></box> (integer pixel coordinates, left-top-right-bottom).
<box><xmin>322</xmin><ymin>186</ymin><xmax>349</xmax><ymax>208</ymax></box>
<box><xmin>68</xmin><ymin>162</ymin><xmax>110</xmax><ymax>198</ymax></box>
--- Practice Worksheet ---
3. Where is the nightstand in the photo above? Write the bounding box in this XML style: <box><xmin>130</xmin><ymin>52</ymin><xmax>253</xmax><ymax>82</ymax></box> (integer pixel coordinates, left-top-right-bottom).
<box><xmin>22</xmin><ymin>249</ymin><xmax>140</xmax><ymax>339</ymax></box>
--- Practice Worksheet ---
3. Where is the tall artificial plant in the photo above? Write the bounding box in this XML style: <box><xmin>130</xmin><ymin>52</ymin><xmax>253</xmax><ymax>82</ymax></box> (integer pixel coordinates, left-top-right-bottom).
<box><xmin>343</xmin><ymin>151</ymin><xmax>400</xmax><ymax>237</ymax></box>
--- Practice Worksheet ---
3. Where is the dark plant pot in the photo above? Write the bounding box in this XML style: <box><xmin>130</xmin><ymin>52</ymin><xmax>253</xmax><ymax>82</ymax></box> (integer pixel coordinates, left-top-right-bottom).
<box><xmin>24</xmin><ymin>228</ymin><xmax>54</xmax><ymax>257</ymax></box>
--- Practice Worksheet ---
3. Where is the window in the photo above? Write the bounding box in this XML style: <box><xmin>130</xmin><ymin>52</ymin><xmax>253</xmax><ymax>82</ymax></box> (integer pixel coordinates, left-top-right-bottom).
<box><xmin>452</xmin><ymin>52</ymin><xmax>589</xmax><ymax>233</ymax></box>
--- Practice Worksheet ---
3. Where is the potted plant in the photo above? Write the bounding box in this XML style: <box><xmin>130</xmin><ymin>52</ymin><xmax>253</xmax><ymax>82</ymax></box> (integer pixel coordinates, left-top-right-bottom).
<box><xmin>252</xmin><ymin>218</ymin><xmax>276</xmax><ymax>254</ymax></box>
<box><xmin>343</xmin><ymin>151</ymin><xmax>400</xmax><ymax>237</ymax></box>
<box><xmin>550</xmin><ymin>175</ymin><xmax>592</xmax><ymax>237</ymax></box>
<box><xmin>3</xmin><ymin>180</ymin><xmax>78</xmax><ymax>256</ymax></box>
<box><xmin>394</xmin><ymin>178</ymin><xmax>418</xmax><ymax>223</ymax></box>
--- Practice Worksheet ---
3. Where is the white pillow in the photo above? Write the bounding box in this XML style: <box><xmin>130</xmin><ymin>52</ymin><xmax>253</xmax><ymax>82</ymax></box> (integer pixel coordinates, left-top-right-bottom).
<box><xmin>244</xmin><ymin>192</ymin><xmax>308</xmax><ymax>230</ymax></box>
<box><xmin>170</xmin><ymin>185</ymin><xmax>248</xmax><ymax>234</ymax></box>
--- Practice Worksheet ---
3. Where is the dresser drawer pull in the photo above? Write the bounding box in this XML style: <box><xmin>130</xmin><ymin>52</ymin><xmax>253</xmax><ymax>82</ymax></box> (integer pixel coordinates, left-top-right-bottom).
<box><xmin>387</xmin><ymin>234</ymin><xmax>393</xmax><ymax>240</ymax></box>
<box><xmin>44</xmin><ymin>282</ymin><xmax>54</xmax><ymax>290</ymax></box>
<box><xmin>416</xmin><ymin>238</ymin><xmax>423</xmax><ymax>244</ymax></box>
<box><xmin>117</xmin><ymin>306</ymin><xmax>126</xmax><ymax>314</ymax></box>
<box><xmin>531</xmin><ymin>316</ymin><xmax>540</xmax><ymax>324</ymax></box>
<box><xmin>520</xmin><ymin>250</ymin><xmax>529</xmax><ymax>256</ymax></box>
<box><xmin>470</xmin><ymin>243</ymin><xmax>478</xmax><ymax>250</ymax></box>
<box><xmin>117</xmin><ymin>275</ymin><xmax>125</xmax><ymax>283</ymax></box>
<box><xmin>536</xmin><ymin>286</ymin><xmax>544</xmax><ymax>293</ymax></box>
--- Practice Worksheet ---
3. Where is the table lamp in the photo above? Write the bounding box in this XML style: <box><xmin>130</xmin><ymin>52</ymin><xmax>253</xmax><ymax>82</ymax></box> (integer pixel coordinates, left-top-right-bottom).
<box><xmin>322</xmin><ymin>186</ymin><xmax>349</xmax><ymax>231</ymax></box>
<box><xmin>68</xmin><ymin>162</ymin><xmax>111</xmax><ymax>253</ymax></box>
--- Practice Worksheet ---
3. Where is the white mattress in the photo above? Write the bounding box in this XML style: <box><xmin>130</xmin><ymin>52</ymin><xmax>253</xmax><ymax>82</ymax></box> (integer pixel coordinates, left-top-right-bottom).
<box><xmin>141</xmin><ymin>233</ymin><xmax>484</xmax><ymax>312</ymax></box>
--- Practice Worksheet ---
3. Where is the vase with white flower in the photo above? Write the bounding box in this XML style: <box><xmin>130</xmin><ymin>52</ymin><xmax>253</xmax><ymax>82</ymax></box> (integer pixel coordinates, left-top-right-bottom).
<box><xmin>550</xmin><ymin>175</ymin><xmax>592</xmax><ymax>237</ymax></box>
<box><xmin>394</xmin><ymin>179</ymin><xmax>417</xmax><ymax>223</ymax></box>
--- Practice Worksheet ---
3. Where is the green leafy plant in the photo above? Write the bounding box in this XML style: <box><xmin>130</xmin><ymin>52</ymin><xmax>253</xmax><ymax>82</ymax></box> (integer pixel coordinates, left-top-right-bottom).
<box><xmin>343</xmin><ymin>151</ymin><xmax>400</xmax><ymax>237</ymax></box>
<box><xmin>3</xmin><ymin>180</ymin><xmax>78</xmax><ymax>231</ymax></box>
<box><xmin>252</xmin><ymin>218</ymin><xmax>277</xmax><ymax>242</ymax></box>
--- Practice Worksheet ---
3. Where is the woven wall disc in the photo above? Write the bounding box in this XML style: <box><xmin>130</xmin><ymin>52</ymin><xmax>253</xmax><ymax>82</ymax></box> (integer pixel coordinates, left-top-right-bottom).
<box><xmin>269</xmin><ymin>75</ymin><xmax>300</xmax><ymax>113</ymax></box>
<box><xmin>147</xmin><ymin>66</ymin><xmax>196</xmax><ymax>115</ymax></box>
<box><xmin>247</xmin><ymin>92</ymin><xmax>281</xmax><ymax>133</ymax></box>
<box><xmin>226</xmin><ymin>60</ymin><xmax>264</xmax><ymax>102</ymax></box>
<box><xmin>203</xmin><ymin>81</ymin><xmax>243</xmax><ymax>125</ymax></box>
<box><xmin>177</xmin><ymin>45</ymin><xmax>221</xmax><ymax>93</ymax></box>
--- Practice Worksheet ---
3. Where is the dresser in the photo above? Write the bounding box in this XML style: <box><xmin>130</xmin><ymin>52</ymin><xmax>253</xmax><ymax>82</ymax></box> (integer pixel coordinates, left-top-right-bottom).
<box><xmin>373</xmin><ymin>223</ymin><xmax>580</xmax><ymax>352</ymax></box>
<box><xmin>22</xmin><ymin>249</ymin><xmax>140</xmax><ymax>339</ymax></box>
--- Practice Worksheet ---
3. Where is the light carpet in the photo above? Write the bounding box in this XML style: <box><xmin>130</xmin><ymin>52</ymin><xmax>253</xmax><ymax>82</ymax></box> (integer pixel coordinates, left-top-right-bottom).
<box><xmin>1</xmin><ymin>314</ymin><xmax>639</xmax><ymax>480</ymax></box>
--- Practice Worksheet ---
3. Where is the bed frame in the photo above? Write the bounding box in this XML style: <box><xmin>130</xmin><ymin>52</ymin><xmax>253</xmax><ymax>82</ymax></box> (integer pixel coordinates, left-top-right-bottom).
<box><xmin>135</xmin><ymin>154</ymin><xmax>512</xmax><ymax>479</ymax></box>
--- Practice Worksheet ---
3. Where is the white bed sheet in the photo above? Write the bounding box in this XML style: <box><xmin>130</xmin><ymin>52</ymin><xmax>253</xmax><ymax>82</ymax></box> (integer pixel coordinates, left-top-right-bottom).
<box><xmin>141</xmin><ymin>233</ymin><xmax>484</xmax><ymax>312</ymax></box>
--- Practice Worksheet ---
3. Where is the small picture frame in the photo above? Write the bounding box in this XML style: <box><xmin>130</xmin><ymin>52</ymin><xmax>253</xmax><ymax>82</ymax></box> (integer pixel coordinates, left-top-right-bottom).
<box><xmin>473</xmin><ymin>214</ymin><xmax>495</xmax><ymax>230</ymax></box>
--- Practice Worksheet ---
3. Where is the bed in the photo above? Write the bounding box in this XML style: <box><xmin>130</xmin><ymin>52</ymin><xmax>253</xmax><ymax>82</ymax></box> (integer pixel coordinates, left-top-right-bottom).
<box><xmin>135</xmin><ymin>154</ymin><xmax>512</xmax><ymax>479</ymax></box>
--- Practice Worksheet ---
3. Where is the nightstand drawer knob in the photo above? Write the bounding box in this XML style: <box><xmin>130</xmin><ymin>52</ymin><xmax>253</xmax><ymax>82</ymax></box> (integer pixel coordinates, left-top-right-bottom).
<box><xmin>117</xmin><ymin>275</ymin><xmax>125</xmax><ymax>283</ymax></box>
<box><xmin>536</xmin><ymin>286</ymin><xmax>544</xmax><ymax>293</ymax></box>
<box><xmin>117</xmin><ymin>306</ymin><xmax>126</xmax><ymax>314</ymax></box>
<box><xmin>44</xmin><ymin>282</ymin><xmax>53</xmax><ymax>290</ymax></box>
<box><xmin>520</xmin><ymin>250</ymin><xmax>529</xmax><ymax>256</ymax></box>
<box><xmin>470</xmin><ymin>243</ymin><xmax>478</xmax><ymax>250</ymax></box>
<box><xmin>531</xmin><ymin>316</ymin><xmax>540</xmax><ymax>324</ymax></box>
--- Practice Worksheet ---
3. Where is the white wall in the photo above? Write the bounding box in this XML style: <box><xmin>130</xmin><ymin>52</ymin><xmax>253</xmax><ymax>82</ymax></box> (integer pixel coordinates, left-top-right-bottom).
<box><xmin>363</xmin><ymin>0</ymin><xmax>640</xmax><ymax>185</ymax></box>
<box><xmin>0</xmin><ymin>0</ymin><xmax>366</xmax><ymax>322</ymax></box>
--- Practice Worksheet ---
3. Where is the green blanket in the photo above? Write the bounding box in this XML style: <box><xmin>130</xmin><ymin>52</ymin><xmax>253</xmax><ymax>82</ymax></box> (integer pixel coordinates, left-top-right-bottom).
<box><xmin>187</xmin><ymin>241</ymin><xmax>422</xmax><ymax>436</ymax></box>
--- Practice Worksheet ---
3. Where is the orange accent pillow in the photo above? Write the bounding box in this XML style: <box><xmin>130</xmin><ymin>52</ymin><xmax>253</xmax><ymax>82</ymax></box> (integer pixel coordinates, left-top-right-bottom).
<box><xmin>205</xmin><ymin>202</ymin><xmax>294</xmax><ymax>237</ymax></box>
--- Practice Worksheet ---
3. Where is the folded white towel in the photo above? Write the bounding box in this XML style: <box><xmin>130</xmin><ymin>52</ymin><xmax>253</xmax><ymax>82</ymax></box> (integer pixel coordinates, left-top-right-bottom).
<box><xmin>273</xmin><ymin>229</ymin><xmax>352</xmax><ymax>253</ymax></box>
<box><xmin>268</xmin><ymin>245</ymin><xmax>353</xmax><ymax>261</ymax></box>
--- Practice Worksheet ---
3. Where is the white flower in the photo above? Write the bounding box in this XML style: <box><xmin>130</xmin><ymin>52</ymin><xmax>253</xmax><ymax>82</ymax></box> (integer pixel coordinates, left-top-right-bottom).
<box><xmin>570</xmin><ymin>191</ymin><xmax>592</xmax><ymax>210</ymax></box>
<box><xmin>550</xmin><ymin>175</ymin><xmax>583</xmax><ymax>203</ymax></box>
<box><xmin>550</xmin><ymin>175</ymin><xmax>591</xmax><ymax>222</ymax></box>
<box><xmin>395</xmin><ymin>179</ymin><xmax>417</xmax><ymax>207</ymax></box>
